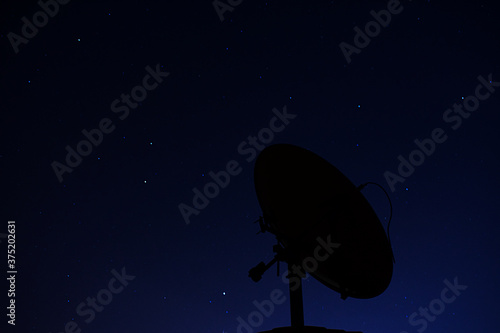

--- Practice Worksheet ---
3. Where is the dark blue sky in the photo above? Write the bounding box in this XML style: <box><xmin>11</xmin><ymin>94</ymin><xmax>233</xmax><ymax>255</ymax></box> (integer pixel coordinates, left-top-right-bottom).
<box><xmin>1</xmin><ymin>0</ymin><xmax>499</xmax><ymax>332</ymax></box>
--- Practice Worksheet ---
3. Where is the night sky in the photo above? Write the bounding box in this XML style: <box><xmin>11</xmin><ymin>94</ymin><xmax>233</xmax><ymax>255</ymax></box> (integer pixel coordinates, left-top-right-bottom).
<box><xmin>1</xmin><ymin>0</ymin><xmax>499</xmax><ymax>332</ymax></box>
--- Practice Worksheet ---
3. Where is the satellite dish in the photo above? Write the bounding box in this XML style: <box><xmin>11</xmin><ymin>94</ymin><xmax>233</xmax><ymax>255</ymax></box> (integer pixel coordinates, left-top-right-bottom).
<box><xmin>249</xmin><ymin>144</ymin><xmax>394</xmax><ymax>332</ymax></box>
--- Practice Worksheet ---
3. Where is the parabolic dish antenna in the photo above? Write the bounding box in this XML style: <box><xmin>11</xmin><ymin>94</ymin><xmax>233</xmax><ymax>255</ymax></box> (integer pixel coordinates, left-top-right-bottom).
<box><xmin>249</xmin><ymin>144</ymin><xmax>395</xmax><ymax>332</ymax></box>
